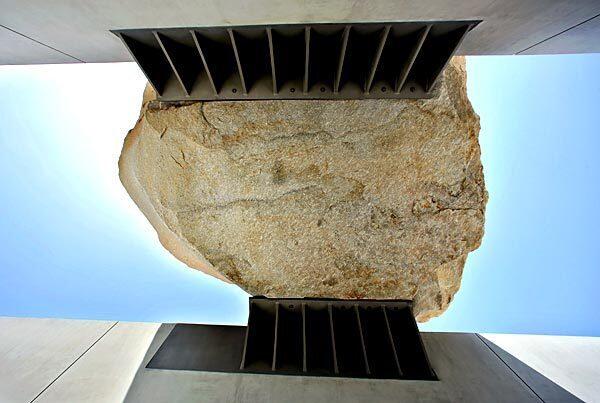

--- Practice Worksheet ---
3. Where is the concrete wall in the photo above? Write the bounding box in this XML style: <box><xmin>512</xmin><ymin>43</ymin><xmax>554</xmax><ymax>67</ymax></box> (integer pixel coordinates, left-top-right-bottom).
<box><xmin>1</xmin><ymin>317</ymin><xmax>599</xmax><ymax>402</ymax></box>
<box><xmin>0</xmin><ymin>317</ymin><xmax>159</xmax><ymax>403</ymax></box>
<box><xmin>482</xmin><ymin>333</ymin><xmax>600</xmax><ymax>403</ymax></box>
<box><xmin>1</xmin><ymin>0</ymin><xmax>600</xmax><ymax>65</ymax></box>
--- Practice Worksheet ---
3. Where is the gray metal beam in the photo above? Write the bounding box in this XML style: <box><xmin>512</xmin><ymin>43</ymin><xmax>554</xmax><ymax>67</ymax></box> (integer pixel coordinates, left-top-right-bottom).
<box><xmin>115</xmin><ymin>22</ymin><xmax>477</xmax><ymax>101</ymax></box>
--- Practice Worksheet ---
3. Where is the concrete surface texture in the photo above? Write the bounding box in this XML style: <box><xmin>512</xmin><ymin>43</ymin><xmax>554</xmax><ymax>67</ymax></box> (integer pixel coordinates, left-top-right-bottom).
<box><xmin>1</xmin><ymin>0</ymin><xmax>600</xmax><ymax>65</ymax></box>
<box><xmin>482</xmin><ymin>333</ymin><xmax>600</xmax><ymax>403</ymax></box>
<box><xmin>0</xmin><ymin>317</ymin><xmax>159</xmax><ymax>403</ymax></box>
<box><xmin>0</xmin><ymin>317</ymin><xmax>598</xmax><ymax>402</ymax></box>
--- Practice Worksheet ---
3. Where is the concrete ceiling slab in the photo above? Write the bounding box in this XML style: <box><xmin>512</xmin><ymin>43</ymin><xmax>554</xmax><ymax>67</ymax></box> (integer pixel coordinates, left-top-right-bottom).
<box><xmin>0</xmin><ymin>1</ymin><xmax>599</xmax><ymax>64</ymax></box>
<box><xmin>522</xmin><ymin>14</ymin><xmax>600</xmax><ymax>54</ymax></box>
<box><xmin>0</xmin><ymin>24</ymin><xmax>77</xmax><ymax>64</ymax></box>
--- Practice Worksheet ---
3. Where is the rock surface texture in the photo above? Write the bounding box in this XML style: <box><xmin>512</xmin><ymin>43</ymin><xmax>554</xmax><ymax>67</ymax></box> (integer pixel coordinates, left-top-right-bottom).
<box><xmin>119</xmin><ymin>57</ymin><xmax>486</xmax><ymax>322</ymax></box>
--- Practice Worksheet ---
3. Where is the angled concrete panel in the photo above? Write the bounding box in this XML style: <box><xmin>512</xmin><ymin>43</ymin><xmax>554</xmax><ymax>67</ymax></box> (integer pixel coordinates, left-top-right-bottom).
<box><xmin>124</xmin><ymin>328</ymin><xmax>541</xmax><ymax>402</ymax></box>
<box><xmin>522</xmin><ymin>14</ymin><xmax>600</xmax><ymax>54</ymax></box>
<box><xmin>35</xmin><ymin>322</ymin><xmax>160</xmax><ymax>403</ymax></box>
<box><xmin>481</xmin><ymin>333</ymin><xmax>600</xmax><ymax>403</ymax></box>
<box><xmin>478</xmin><ymin>335</ymin><xmax>582</xmax><ymax>402</ymax></box>
<box><xmin>0</xmin><ymin>317</ymin><xmax>114</xmax><ymax>403</ymax></box>
<box><xmin>0</xmin><ymin>0</ymin><xmax>600</xmax><ymax>64</ymax></box>
<box><xmin>0</xmin><ymin>317</ymin><xmax>595</xmax><ymax>403</ymax></box>
<box><xmin>462</xmin><ymin>1</ymin><xmax>600</xmax><ymax>54</ymax></box>
<box><xmin>0</xmin><ymin>25</ymin><xmax>76</xmax><ymax>64</ymax></box>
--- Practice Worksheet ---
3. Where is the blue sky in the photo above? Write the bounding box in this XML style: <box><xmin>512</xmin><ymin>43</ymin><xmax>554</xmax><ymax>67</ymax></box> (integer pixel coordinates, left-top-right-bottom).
<box><xmin>0</xmin><ymin>55</ymin><xmax>599</xmax><ymax>335</ymax></box>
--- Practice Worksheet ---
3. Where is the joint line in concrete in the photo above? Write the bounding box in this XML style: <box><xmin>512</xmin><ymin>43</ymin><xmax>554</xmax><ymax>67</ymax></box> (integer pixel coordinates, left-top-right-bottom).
<box><xmin>29</xmin><ymin>321</ymin><xmax>119</xmax><ymax>403</ymax></box>
<box><xmin>475</xmin><ymin>333</ymin><xmax>545</xmax><ymax>403</ymax></box>
<box><xmin>517</xmin><ymin>12</ymin><xmax>600</xmax><ymax>54</ymax></box>
<box><xmin>0</xmin><ymin>23</ymin><xmax>84</xmax><ymax>62</ymax></box>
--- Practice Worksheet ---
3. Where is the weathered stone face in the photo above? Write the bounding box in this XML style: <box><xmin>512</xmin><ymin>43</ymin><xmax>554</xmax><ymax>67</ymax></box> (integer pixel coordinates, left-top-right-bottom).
<box><xmin>119</xmin><ymin>57</ymin><xmax>486</xmax><ymax>322</ymax></box>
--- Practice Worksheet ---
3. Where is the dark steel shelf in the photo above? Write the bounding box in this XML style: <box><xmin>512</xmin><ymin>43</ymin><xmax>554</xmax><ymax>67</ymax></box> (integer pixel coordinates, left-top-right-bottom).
<box><xmin>240</xmin><ymin>297</ymin><xmax>437</xmax><ymax>380</ymax></box>
<box><xmin>147</xmin><ymin>297</ymin><xmax>436</xmax><ymax>381</ymax></box>
<box><xmin>114</xmin><ymin>21</ymin><xmax>479</xmax><ymax>101</ymax></box>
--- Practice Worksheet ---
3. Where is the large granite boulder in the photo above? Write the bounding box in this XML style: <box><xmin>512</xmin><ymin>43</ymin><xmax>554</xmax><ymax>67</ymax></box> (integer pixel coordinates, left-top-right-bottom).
<box><xmin>119</xmin><ymin>57</ymin><xmax>486</xmax><ymax>321</ymax></box>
